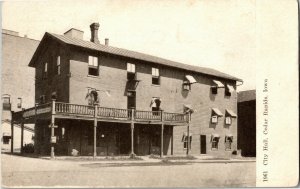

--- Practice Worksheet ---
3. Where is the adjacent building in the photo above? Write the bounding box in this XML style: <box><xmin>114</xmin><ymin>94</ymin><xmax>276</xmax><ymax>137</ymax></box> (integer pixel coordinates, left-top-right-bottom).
<box><xmin>1</xmin><ymin>29</ymin><xmax>39</xmax><ymax>152</ymax></box>
<box><xmin>237</xmin><ymin>90</ymin><xmax>256</xmax><ymax>157</ymax></box>
<box><xmin>11</xmin><ymin>23</ymin><xmax>242</xmax><ymax>157</ymax></box>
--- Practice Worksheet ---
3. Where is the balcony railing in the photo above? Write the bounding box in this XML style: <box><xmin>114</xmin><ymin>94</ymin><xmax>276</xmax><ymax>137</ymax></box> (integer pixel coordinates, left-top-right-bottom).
<box><xmin>13</xmin><ymin>101</ymin><xmax>188</xmax><ymax>124</ymax></box>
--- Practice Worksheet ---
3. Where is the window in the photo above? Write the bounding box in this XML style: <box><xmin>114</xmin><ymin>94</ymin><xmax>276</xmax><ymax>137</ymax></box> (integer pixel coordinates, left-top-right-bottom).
<box><xmin>127</xmin><ymin>63</ymin><xmax>136</xmax><ymax>80</ymax></box>
<box><xmin>17</xmin><ymin>98</ymin><xmax>22</xmax><ymax>109</ymax></box>
<box><xmin>225</xmin><ymin>136</ymin><xmax>233</xmax><ymax>150</ymax></box>
<box><xmin>88</xmin><ymin>56</ymin><xmax>99</xmax><ymax>76</ymax></box>
<box><xmin>211</xmin><ymin>108</ymin><xmax>223</xmax><ymax>123</ymax></box>
<box><xmin>43</xmin><ymin>62</ymin><xmax>48</xmax><ymax>79</ymax></box>
<box><xmin>182</xmin><ymin>133</ymin><xmax>192</xmax><ymax>149</ymax></box>
<box><xmin>152</xmin><ymin>67</ymin><xmax>160</xmax><ymax>85</ymax></box>
<box><xmin>2</xmin><ymin>136</ymin><xmax>10</xmax><ymax>144</ymax></box>
<box><xmin>211</xmin><ymin>80</ymin><xmax>224</xmax><ymax>95</ymax></box>
<box><xmin>86</xmin><ymin>89</ymin><xmax>98</xmax><ymax>105</ymax></box>
<box><xmin>211</xmin><ymin>136</ymin><xmax>220</xmax><ymax>150</ymax></box>
<box><xmin>225</xmin><ymin>116</ymin><xmax>232</xmax><ymax>125</ymax></box>
<box><xmin>57</xmin><ymin>56</ymin><xmax>61</xmax><ymax>75</ymax></box>
<box><xmin>225</xmin><ymin>84</ymin><xmax>234</xmax><ymax>96</ymax></box>
<box><xmin>2</xmin><ymin>95</ymin><xmax>11</xmax><ymax>111</ymax></box>
<box><xmin>211</xmin><ymin>86</ymin><xmax>218</xmax><ymax>94</ymax></box>
<box><xmin>183</xmin><ymin>82</ymin><xmax>191</xmax><ymax>91</ymax></box>
<box><xmin>225</xmin><ymin>109</ymin><xmax>237</xmax><ymax>125</ymax></box>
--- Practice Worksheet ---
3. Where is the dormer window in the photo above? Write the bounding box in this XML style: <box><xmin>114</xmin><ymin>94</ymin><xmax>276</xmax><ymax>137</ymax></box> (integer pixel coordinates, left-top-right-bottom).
<box><xmin>225</xmin><ymin>109</ymin><xmax>237</xmax><ymax>125</ymax></box>
<box><xmin>152</xmin><ymin>67</ymin><xmax>160</xmax><ymax>85</ymax></box>
<box><xmin>183</xmin><ymin>75</ymin><xmax>197</xmax><ymax>91</ymax></box>
<box><xmin>225</xmin><ymin>84</ymin><xmax>234</xmax><ymax>96</ymax></box>
<box><xmin>211</xmin><ymin>108</ymin><xmax>223</xmax><ymax>123</ymax></box>
<box><xmin>127</xmin><ymin>63</ymin><xmax>136</xmax><ymax>80</ymax></box>
<box><xmin>88</xmin><ymin>56</ymin><xmax>99</xmax><ymax>76</ymax></box>
<box><xmin>211</xmin><ymin>80</ymin><xmax>224</xmax><ymax>94</ymax></box>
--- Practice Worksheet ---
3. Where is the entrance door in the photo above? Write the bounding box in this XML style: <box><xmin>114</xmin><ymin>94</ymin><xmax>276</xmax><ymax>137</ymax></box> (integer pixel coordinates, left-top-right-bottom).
<box><xmin>200</xmin><ymin>135</ymin><xmax>206</xmax><ymax>154</ymax></box>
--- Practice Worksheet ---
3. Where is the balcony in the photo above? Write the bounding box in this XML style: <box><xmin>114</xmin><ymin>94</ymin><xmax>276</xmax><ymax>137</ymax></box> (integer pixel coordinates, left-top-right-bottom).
<box><xmin>13</xmin><ymin>102</ymin><xmax>188</xmax><ymax>125</ymax></box>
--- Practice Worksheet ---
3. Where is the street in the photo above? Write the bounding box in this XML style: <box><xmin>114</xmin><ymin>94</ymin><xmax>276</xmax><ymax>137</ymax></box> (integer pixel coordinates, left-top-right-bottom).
<box><xmin>1</xmin><ymin>154</ymin><xmax>256</xmax><ymax>187</ymax></box>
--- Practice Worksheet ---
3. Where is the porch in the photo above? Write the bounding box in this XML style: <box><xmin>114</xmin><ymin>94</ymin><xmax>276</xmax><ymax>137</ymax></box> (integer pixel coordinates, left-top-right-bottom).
<box><xmin>11</xmin><ymin>100</ymin><xmax>191</xmax><ymax>158</ymax></box>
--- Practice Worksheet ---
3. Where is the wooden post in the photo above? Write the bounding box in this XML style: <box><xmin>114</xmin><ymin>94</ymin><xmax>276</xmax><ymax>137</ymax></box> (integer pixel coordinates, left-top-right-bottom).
<box><xmin>50</xmin><ymin>100</ymin><xmax>56</xmax><ymax>159</ymax></box>
<box><xmin>130</xmin><ymin>108</ymin><xmax>135</xmax><ymax>157</ymax></box>
<box><xmin>20</xmin><ymin>108</ymin><xmax>25</xmax><ymax>154</ymax></box>
<box><xmin>171</xmin><ymin>126</ymin><xmax>173</xmax><ymax>155</ymax></box>
<box><xmin>186</xmin><ymin>112</ymin><xmax>191</xmax><ymax>155</ymax></box>
<box><xmin>34</xmin><ymin>103</ymin><xmax>38</xmax><ymax>154</ymax></box>
<box><xmin>11</xmin><ymin>111</ymin><xmax>14</xmax><ymax>154</ymax></box>
<box><xmin>160</xmin><ymin>110</ymin><xmax>164</xmax><ymax>157</ymax></box>
<box><xmin>93</xmin><ymin>103</ymin><xmax>98</xmax><ymax>158</ymax></box>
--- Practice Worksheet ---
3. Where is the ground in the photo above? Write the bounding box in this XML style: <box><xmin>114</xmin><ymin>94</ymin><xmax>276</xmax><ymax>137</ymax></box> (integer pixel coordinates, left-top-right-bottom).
<box><xmin>1</xmin><ymin>153</ymin><xmax>256</xmax><ymax>187</ymax></box>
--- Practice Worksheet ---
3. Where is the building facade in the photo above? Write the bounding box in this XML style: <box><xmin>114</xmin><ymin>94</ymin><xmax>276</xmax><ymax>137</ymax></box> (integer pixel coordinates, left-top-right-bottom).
<box><xmin>237</xmin><ymin>90</ymin><xmax>256</xmax><ymax>157</ymax></box>
<box><xmin>12</xmin><ymin>23</ymin><xmax>242</xmax><ymax>157</ymax></box>
<box><xmin>1</xmin><ymin>29</ymin><xmax>39</xmax><ymax>152</ymax></box>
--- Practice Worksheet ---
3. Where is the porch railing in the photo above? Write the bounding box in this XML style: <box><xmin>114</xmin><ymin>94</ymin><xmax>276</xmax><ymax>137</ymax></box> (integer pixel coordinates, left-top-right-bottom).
<box><xmin>164</xmin><ymin>112</ymin><xmax>187</xmax><ymax>122</ymax></box>
<box><xmin>14</xmin><ymin>101</ymin><xmax>188</xmax><ymax>123</ymax></box>
<box><xmin>97</xmin><ymin>107</ymin><xmax>129</xmax><ymax>119</ymax></box>
<box><xmin>135</xmin><ymin>110</ymin><xmax>161</xmax><ymax>121</ymax></box>
<box><xmin>55</xmin><ymin>102</ymin><xmax>94</xmax><ymax>116</ymax></box>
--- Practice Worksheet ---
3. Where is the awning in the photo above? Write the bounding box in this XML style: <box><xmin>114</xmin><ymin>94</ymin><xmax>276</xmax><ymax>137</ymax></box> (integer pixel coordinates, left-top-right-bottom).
<box><xmin>212</xmin><ymin>134</ymin><xmax>220</xmax><ymax>138</ymax></box>
<box><xmin>185</xmin><ymin>75</ymin><xmax>197</xmax><ymax>84</ymax></box>
<box><xmin>184</xmin><ymin>104</ymin><xmax>194</xmax><ymax>113</ymax></box>
<box><xmin>226</xmin><ymin>109</ymin><xmax>237</xmax><ymax>118</ymax></box>
<box><xmin>226</xmin><ymin>134</ymin><xmax>233</xmax><ymax>137</ymax></box>
<box><xmin>212</xmin><ymin>80</ymin><xmax>224</xmax><ymax>88</ymax></box>
<box><xmin>212</xmin><ymin>108</ymin><xmax>223</xmax><ymax>117</ymax></box>
<box><xmin>226</xmin><ymin>84</ymin><xmax>235</xmax><ymax>92</ymax></box>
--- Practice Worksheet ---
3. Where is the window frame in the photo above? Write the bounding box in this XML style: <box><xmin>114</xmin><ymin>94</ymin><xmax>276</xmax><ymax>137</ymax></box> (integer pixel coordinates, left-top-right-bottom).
<box><xmin>88</xmin><ymin>56</ymin><xmax>99</xmax><ymax>76</ymax></box>
<box><xmin>225</xmin><ymin>85</ymin><xmax>231</xmax><ymax>96</ymax></box>
<box><xmin>225</xmin><ymin>116</ymin><xmax>232</xmax><ymax>125</ymax></box>
<box><xmin>127</xmin><ymin>63</ymin><xmax>136</xmax><ymax>80</ymax></box>
<box><xmin>225</xmin><ymin>136</ymin><xmax>233</xmax><ymax>150</ymax></box>
<box><xmin>151</xmin><ymin>67</ymin><xmax>160</xmax><ymax>85</ymax></box>
<box><xmin>183</xmin><ymin>81</ymin><xmax>191</xmax><ymax>91</ymax></box>
<box><xmin>211</xmin><ymin>137</ymin><xmax>219</xmax><ymax>150</ymax></box>
<box><xmin>183</xmin><ymin>135</ymin><xmax>192</xmax><ymax>150</ymax></box>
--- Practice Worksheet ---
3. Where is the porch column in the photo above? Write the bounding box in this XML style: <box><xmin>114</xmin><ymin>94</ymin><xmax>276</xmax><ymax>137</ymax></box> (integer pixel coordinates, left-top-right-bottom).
<box><xmin>11</xmin><ymin>111</ymin><xmax>14</xmax><ymax>154</ymax></box>
<box><xmin>160</xmin><ymin>110</ymin><xmax>164</xmax><ymax>157</ymax></box>
<box><xmin>160</xmin><ymin>124</ymin><xmax>164</xmax><ymax>157</ymax></box>
<box><xmin>93</xmin><ymin>103</ymin><xmax>98</xmax><ymax>158</ymax></box>
<box><xmin>50</xmin><ymin>100</ymin><xmax>56</xmax><ymax>159</ymax></box>
<box><xmin>130</xmin><ymin>108</ymin><xmax>135</xmax><ymax>157</ymax></box>
<box><xmin>186</xmin><ymin>112</ymin><xmax>191</xmax><ymax>155</ymax></box>
<box><xmin>20</xmin><ymin>109</ymin><xmax>25</xmax><ymax>154</ymax></box>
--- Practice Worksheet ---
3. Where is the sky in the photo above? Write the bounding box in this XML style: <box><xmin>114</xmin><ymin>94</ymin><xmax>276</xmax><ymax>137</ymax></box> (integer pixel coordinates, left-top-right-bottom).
<box><xmin>2</xmin><ymin>0</ymin><xmax>256</xmax><ymax>91</ymax></box>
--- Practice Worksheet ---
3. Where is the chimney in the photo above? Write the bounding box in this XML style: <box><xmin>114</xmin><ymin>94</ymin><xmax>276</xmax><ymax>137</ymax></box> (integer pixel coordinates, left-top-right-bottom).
<box><xmin>64</xmin><ymin>28</ymin><xmax>84</xmax><ymax>40</ymax></box>
<box><xmin>90</xmin><ymin>23</ymin><xmax>100</xmax><ymax>44</ymax></box>
<box><xmin>105</xmin><ymin>38</ymin><xmax>109</xmax><ymax>46</ymax></box>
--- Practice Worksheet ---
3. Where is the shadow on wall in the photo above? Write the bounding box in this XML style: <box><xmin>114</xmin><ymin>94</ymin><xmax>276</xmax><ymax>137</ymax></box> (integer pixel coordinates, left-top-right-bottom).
<box><xmin>209</xmin><ymin>89</ymin><xmax>216</xmax><ymax>101</ymax></box>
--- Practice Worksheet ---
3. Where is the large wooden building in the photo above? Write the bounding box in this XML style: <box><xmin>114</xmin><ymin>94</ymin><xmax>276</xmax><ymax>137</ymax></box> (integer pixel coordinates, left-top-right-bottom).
<box><xmin>11</xmin><ymin>23</ymin><xmax>242</xmax><ymax>158</ymax></box>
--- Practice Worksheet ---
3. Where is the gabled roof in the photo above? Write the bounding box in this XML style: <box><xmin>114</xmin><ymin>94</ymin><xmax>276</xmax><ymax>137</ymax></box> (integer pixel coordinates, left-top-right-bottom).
<box><xmin>29</xmin><ymin>32</ymin><xmax>242</xmax><ymax>82</ymax></box>
<box><xmin>238</xmin><ymin>90</ymin><xmax>256</xmax><ymax>102</ymax></box>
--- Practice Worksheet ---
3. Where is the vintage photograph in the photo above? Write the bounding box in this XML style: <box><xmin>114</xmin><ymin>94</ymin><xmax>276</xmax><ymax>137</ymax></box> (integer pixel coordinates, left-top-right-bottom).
<box><xmin>2</xmin><ymin>0</ymin><xmax>297</xmax><ymax>188</ymax></box>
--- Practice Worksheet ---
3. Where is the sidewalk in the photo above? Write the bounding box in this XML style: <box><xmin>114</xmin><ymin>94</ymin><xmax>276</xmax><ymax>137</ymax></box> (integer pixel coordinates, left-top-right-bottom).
<box><xmin>36</xmin><ymin>154</ymin><xmax>256</xmax><ymax>164</ymax></box>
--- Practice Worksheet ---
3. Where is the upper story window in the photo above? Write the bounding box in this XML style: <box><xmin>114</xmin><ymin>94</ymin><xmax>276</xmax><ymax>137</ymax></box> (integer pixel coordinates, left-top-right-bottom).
<box><xmin>183</xmin><ymin>75</ymin><xmax>197</xmax><ymax>91</ymax></box>
<box><xmin>152</xmin><ymin>67</ymin><xmax>160</xmax><ymax>85</ymax></box>
<box><xmin>211</xmin><ymin>108</ymin><xmax>223</xmax><ymax>124</ymax></box>
<box><xmin>2</xmin><ymin>95</ymin><xmax>11</xmax><ymax>111</ymax></box>
<box><xmin>88</xmin><ymin>56</ymin><xmax>99</xmax><ymax>76</ymax></box>
<box><xmin>43</xmin><ymin>62</ymin><xmax>48</xmax><ymax>79</ymax></box>
<box><xmin>57</xmin><ymin>56</ymin><xmax>61</xmax><ymax>75</ymax></box>
<box><xmin>127</xmin><ymin>63</ymin><xmax>136</xmax><ymax>80</ymax></box>
<box><xmin>211</xmin><ymin>80</ymin><xmax>224</xmax><ymax>94</ymax></box>
<box><xmin>17</xmin><ymin>98</ymin><xmax>22</xmax><ymax>109</ymax></box>
<box><xmin>225</xmin><ymin>84</ymin><xmax>234</xmax><ymax>96</ymax></box>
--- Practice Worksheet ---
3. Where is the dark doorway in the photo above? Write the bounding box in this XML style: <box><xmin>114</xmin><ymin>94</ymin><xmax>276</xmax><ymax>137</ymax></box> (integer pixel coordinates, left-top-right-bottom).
<box><xmin>200</xmin><ymin>135</ymin><xmax>206</xmax><ymax>154</ymax></box>
<box><xmin>119</xmin><ymin>126</ymin><xmax>131</xmax><ymax>155</ymax></box>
